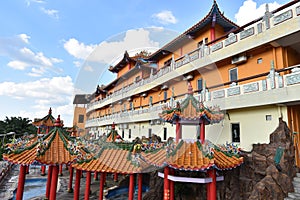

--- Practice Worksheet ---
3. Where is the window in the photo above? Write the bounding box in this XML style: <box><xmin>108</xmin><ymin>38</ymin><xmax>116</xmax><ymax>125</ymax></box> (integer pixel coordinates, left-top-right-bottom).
<box><xmin>135</xmin><ymin>76</ymin><xmax>141</xmax><ymax>82</ymax></box>
<box><xmin>163</xmin><ymin>128</ymin><xmax>167</xmax><ymax>141</ymax></box>
<box><xmin>78</xmin><ymin>114</ymin><xmax>84</xmax><ymax>123</ymax></box>
<box><xmin>197</xmin><ymin>78</ymin><xmax>203</xmax><ymax>93</ymax></box>
<box><xmin>164</xmin><ymin>91</ymin><xmax>168</xmax><ymax>102</ymax></box>
<box><xmin>148</xmin><ymin>128</ymin><xmax>152</xmax><ymax>138</ymax></box>
<box><xmin>231</xmin><ymin>123</ymin><xmax>240</xmax><ymax>143</ymax></box>
<box><xmin>129</xmin><ymin>129</ymin><xmax>131</xmax><ymax>139</ymax></box>
<box><xmin>122</xmin><ymin>130</ymin><xmax>124</xmax><ymax>138</ymax></box>
<box><xmin>266</xmin><ymin>115</ymin><xmax>272</xmax><ymax>121</ymax></box>
<box><xmin>229</xmin><ymin>68</ymin><xmax>238</xmax><ymax>82</ymax></box>
<box><xmin>149</xmin><ymin>96</ymin><xmax>153</xmax><ymax>106</ymax></box>
<box><xmin>257</xmin><ymin>58</ymin><xmax>263</xmax><ymax>64</ymax></box>
<box><xmin>164</xmin><ymin>58</ymin><xmax>172</xmax><ymax>67</ymax></box>
<box><xmin>198</xmin><ymin>38</ymin><xmax>208</xmax><ymax>47</ymax></box>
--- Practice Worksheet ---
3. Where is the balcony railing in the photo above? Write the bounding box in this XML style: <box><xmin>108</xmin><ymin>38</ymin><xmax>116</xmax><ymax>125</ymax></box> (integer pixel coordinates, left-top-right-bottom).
<box><xmin>86</xmin><ymin>2</ymin><xmax>300</xmax><ymax>114</ymax></box>
<box><xmin>86</xmin><ymin>66</ymin><xmax>300</xmax><ymax>128</ymax></box>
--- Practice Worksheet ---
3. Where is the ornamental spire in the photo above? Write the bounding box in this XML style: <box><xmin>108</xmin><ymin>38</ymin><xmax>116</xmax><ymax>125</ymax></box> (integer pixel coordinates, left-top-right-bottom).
<box><xmin>54</xmin><ymin>115</ymin><xmax>62</xmax><ymax>127</ymax></box>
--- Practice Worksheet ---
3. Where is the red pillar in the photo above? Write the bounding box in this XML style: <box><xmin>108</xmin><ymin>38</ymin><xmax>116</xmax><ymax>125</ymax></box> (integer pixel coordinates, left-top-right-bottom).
<box><xmin>207</xmin><ymin>169</ymin><xmax>216</xmax><ymax>200</ymax></box>
<box><xmin>138</xmin><ymin>173</ymin><xmax>143</xmax><ymax>200</ymax></box>
<box><xmin>164</xmin><ymin>167</ymin><xmax>170</xmax><ymax>200</ymax></box>
<box><xmin>84</xmin><ymin>171</ymin><xmax>91</xmax><ymax>200</ymax></box>
<box><xmin>45</xmin><ymin>165</ymin><xmax>53</xmax><ymax>199</ymax></box>
<box><xmin>68</xmin><ymin>166</ymin><xmax>74</xmax><ymax>193</ymax></box>
<box><xmin>74</xmin><ymin>169</ymin><xmax>81</xmax><ymax>200</ymax></box>
<box><xmin>175</xmin><ymin>119</ymin><xmax>181</xmax><ymax>142</ymax></box>
<box><xmin>169</xmin><ymin>168</ymin><xmax>175</xmax><ymax>200</ymax></box>
<box><xmin>49</xmin><ymin>165</ymin><xmax>59</xmax><ymax>200</ymax></box>
<box><xmin>26</xmin><ymin>165</ymin><xmax>30</xmax><ymax>174</ymax></box>
<box><xmin>15</xmin><ymin>165</ymin><xmax>26</xmax><ymax>200</ymax></box>
<box><xmin>94</xmin><ymin>171</ymin><xmax>98</xmax><ymax>180</ymax></box>
<box><xmin>59</xmin><ymin>164</ymin><xmax>63</xmax><ymax>176</ymax></box>
<box><xmin>200</xmin><ymin>122</ymin><xmax>205</xmax><ymax>144</ymax></box>
<box><xmin>99</xmin><ymin>172</ymin><xmax>106</xmax><ymax>200</ymax></box>
<box><xmin>114</xmin><ymin>172</ymin><xmax>118</xmax><ymax>182</ymax></box>
<box><xmin>128</xmin><ymin>174</ymin><xmax>134</xmax><ymax>200</ymax></box>
<box><xmin>41</xmin><ymin>165</ymin><xmax>46</xmax><ymax>176</ymax></box>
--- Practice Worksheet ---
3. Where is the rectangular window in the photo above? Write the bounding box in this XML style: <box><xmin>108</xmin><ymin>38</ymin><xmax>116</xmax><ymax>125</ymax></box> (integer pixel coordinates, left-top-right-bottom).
<box><xmin>257</xmin><ymin>58</ymin><xmax>263</xmax><ymax>64</ymax></box>
<box><xmin>164</xmin><ymin>91</ymin><xmax>168</xmax><ymax>102</ymax></box>
<box><xmin>231</xmin><ymin>123</ymin><xmax>240</xmax><ymax>143</ymax></box>
<box><xmin>129</xmin><ymin>129</ymin><xmax>131</xmax><ymax>139</ymax></box>
<box><xmin>149</xmin><ymin>96</ymin><xmax>153</xmax><ymax>106</ymax></box>
<box><xmin>148</xmin><ymin>128</ymin><xmax>152</xmax><ymax>138</ymax></box>
<box><xmin>163</xmin><ymin>127</ymin><xmax>167</xmax><ymax>141</ymax></box>
<box><xmin>197</xmin><ymin>78</ymin><xmax>203</xmax><ymax>93</ymax></box>
<box><xmin>78</xmin><ymin>114</ymin><xmax>84</xmax><ymax>123</ymax></box>
<box><xmin>164</xmin><ymin>58</ymin><xmax>172</xmax><ymax>67</ymax></box>
<box><xmin>198</xmin><ymin>38</ymin><xmax>208</xmax><ymax>47</ymax></box>
<box><xmin>229</xmin><ymin>68</ymin><xmax>238</xmax><ymax>82</ymax></box>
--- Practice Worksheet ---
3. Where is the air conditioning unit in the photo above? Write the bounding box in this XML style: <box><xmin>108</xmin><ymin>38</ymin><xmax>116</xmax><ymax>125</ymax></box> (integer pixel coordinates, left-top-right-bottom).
<box><xmin>161</xmin><ymin>84</ymin><xmax>168</xmax><ymax>90</ymax></box>
<box><xmin>141</xmin><ymin>93</ymin><xmax>147</xmax><ymax>97</ymax></box>
<box><xmin>183</xmin><ymin>74</ymin><xmax>193</xmax><ymax>81</ymax></box>
<box><xmin>231</xmin><ymin>55</ymin><xmax>247</xmax><ymax>64</ymax></box>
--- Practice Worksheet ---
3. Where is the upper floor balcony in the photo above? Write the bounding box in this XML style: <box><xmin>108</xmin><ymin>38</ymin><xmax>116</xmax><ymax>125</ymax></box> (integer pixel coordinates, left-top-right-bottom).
<box><xmin>86</xmin><ymin>65</ymin><xmax>300</xmax><ymax>128</ymax></box>
<box><xmin>86</xmin><ymin>2</ymin><xmax>300</xmax><ymax>115</ymax></box>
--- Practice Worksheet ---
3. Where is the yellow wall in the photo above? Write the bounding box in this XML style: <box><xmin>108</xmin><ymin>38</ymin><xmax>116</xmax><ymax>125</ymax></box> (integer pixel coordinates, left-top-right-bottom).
<box><xmin>73</xmin><ymin>106</ymin><xmax>86</xmax><ymax>130</ymax></box>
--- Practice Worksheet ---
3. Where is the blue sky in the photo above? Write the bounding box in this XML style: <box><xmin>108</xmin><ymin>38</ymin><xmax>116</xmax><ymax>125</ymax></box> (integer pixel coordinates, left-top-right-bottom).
<box><xmin>0</xmin><ymin>0</ymin><xmax>291</xmax><ymax>126</ymax></box>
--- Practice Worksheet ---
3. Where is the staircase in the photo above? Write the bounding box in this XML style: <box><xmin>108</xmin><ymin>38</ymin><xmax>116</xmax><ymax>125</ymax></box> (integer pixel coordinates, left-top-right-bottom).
<box><xmin>285</xmin><ymin>173</ymin><xmax>300</xmax><ymax>200</ymax></box>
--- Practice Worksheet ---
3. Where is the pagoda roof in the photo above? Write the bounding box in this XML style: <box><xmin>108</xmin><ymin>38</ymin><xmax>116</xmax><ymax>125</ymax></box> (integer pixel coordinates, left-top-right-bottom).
<box><xmin>142</xmin><ymin>140</ymin><xmax>243</xmax><ymax>171</ymax></box>
<box><xmin>32</xmin><ymin>108</ymin><xmax>56</xmax><ymax>127</ymax></box>
<box><xmin>148</xmin><ymin>1</ymin><xmax>239</xmax><ymax>60</ymax></box>
<box><xmin>159</xmin><ymin>83</ymin><xmax>224</xmax><ymax>124</ymax></box>
<box><xmin>3</xmin><ymin>116</ymin><xmax>92</xmax><ymax>166</ymax></box>
<box><xmin>108</xmin><ymin>51</ymin><xmax>136</xmax><ymax>73</ymax></box>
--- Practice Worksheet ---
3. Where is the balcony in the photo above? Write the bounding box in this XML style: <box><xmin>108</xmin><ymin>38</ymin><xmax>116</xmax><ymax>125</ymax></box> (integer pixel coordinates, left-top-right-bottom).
<box><xmin>86</xmin><ymin>66</ymin><xmax>300</xmax><ymax>128</ymax></box>
<box><xmin>86</xmin><ymin>2</ymin><xmax>300</xmax><ymax>115</ymax></box>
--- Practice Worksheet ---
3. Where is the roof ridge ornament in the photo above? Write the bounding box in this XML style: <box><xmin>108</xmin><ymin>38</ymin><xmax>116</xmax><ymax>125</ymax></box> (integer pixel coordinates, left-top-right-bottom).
<box><xmin>54</xmin><ymin>115</ymin><xmax>62</xmax><ymax>127</ymax></box>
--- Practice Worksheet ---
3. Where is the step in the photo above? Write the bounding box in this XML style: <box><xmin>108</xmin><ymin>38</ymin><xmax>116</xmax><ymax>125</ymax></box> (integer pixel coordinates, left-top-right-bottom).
<box><xmin>285</xmin><ymin>197</ymin><xmax>296</xmax><ymax>200</ymax></box>
<box><xmin>296</xmin><ymin>173</ymin><xmax>300</xmax><ymax>178</ymax></box>
<box><xmin>288</xmin><ymin>193</ymin><xmax>300</xmax><ymax>198</ymax></box>
<box><xmin>294</xmin><ymin>177</ymin><xmax>300</xmax><ymax>183</ymax></box>
<box><xmin>294</xmin><ymin>187</ymin><xmax>300</xmax><ymax>194</ymax></box>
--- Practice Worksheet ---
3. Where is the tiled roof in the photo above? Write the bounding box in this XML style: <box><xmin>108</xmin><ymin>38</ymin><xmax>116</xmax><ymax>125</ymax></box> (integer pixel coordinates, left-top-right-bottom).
<box><xmin>159</xmin><ymin>83</ymin><xmax>224</xmax><ymax>124</ymax></box>
<box><xmin>32</xmin><ymin>108</ymin><xmax>56</xmax><ymax>127</ymax></box>
<box><xmin>3</xmin><ymin>116</ymin><xmax>91</xmax><ymax>166</ymax></box>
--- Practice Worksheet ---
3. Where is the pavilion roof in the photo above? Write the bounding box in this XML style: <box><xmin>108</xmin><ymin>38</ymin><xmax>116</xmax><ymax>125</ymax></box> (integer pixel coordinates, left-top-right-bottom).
<box><xmin>159</xmin><ymin>83</ymin><xmax>224</xmax><ymax>124</ymax></box>
<box><xmin>32</xmin><ymin>108</ymin><xmax>56</xmax><ymax>127</ymax></box>
<box><xmin>3</xmin><ymin>115</ymin><xmax>92</xmax><ymax>166</ymax></box>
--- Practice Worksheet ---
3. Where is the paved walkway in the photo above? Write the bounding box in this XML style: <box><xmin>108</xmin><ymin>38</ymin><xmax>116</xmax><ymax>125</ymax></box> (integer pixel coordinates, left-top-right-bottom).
<box><xmin>0</xmin><ymin>163</ymin><xmax>122</xmax><ymax>200</ymax></box>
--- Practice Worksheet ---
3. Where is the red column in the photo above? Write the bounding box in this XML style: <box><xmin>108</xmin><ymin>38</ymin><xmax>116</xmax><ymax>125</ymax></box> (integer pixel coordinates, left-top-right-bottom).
<box><xmin>16</xmin><ymin>165</ymin><xmax>26</xmax><ymax>200</ymax></box>
<box><xmin>94</xmin><ymin>171</ymin><xmax>98</xmax><ymax>180</ymax></box>
<box><xmin>45</xmin><ymin>165</ymin><xmax>53</xmax><ymax>199</ymax></box>
<box><xmin>138</xmin><ymin>173</ymin><xmax>143</xmax><ymax>200</ymax></box>
<box><xmin>207</xmin><ymin>169</ymin><xmax>216</xmax><ymax>200</ymax></box>
<box><xmin>128</xmin><ymin>174</ymin><xmax>134</xmax><ymax>200</ymax></box>
<box><xmin>200</xmin><ymin>122</ymin><xmax>205</xmax><ymax>144</ymax></box>
<box><xmin>175</xmin><ymin>119</ymin><xmax>181</xmax><ymax>142</ymax></box>
<box><xmin>114</xmin><ymin>172</ymin><xmax>118</xmax><ymax>182</ymax></box>
<box><xmin>59</xmin><ymin>164</ymin><xmax>63</xmax><ymax>176</ymax></box>
<box><xmin>74</xmin><ymin>169</ymin><xmax>81</xmax><ymax>200</ymax></box>
<box><xmin>41</xmin><ymin>165</ymin><xmax>46</xmax><ymax>176</ymax></box>
<box><xmin>164</xmin><ymin>167</ymin><xmax>170</xmax><ymax>200</ymax></box>
<box><xmin>99</xmin><ymin>172</ymin><xmax>106</xmax><ymax>200</ymax></box>
<box><xmin>68</xmin><ymin>166</ymin><xmax>74</xmax><ymax>193</ymax></box>
<box><xmin>169</xmin><ymin>168</ymin><xmax>174</xmax><ymax>200</ymax></box>
<box><xmin>49</xmin><ymin>165</ymin><xmax>59</xmax><ymax>200</ymax></box>
<box><xmin>26</xmin><ymin>165</ymin><xmax>30</xmax><ymax>174</ymax></box>
<box><xmin>84</xmin><ymin>171</ymin><xmax>91</xmax><ymax>200</ymax></box>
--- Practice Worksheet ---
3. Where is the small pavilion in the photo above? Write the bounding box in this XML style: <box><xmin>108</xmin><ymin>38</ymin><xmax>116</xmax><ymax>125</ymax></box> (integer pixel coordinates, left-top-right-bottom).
<box><xmin>3</xmin><ymin>115</ymin><xmax>91</xmax><ymax>200</ymax></box>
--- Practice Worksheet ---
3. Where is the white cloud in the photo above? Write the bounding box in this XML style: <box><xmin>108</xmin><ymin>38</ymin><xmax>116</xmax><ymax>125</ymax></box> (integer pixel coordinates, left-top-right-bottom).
<box><xmin>0</xmin><ymin>76</ymin><xmax>74</xmax><ymax>125</ymax></box>
<box><xmin>26</xmin><ymin>0</ymin><xmax>45</xmax><ymax>7</ymax></box>
<box><xmin>73</xmin><ymin>61</ymin><xmax>82</xmax><ymax>67</ymax></box>
<box><xmin>7</xmin><ymin>60</ymin><xmax>30</xmax><ymax>70</ymax></box>
<box><xmin>235</xmin><ymin>0</ymin><xmax>282</xmax><ymax>26</ymax></box>
<box><xmin>83</xmin><ymin>65</ymin><xmax>93</xmax><ymax>72</ymax></box>
<box><xmin>63</xmin><ymin>38</ymin><xmax>96</xmax><ymax>60</ymax></box>
<box><xmin>41</xmin><ymin>7</ymin><xmax>59</xmax><ymax>19</ymax></box>
<box><xmin>152</xmin><ymin>10</ymin><xmax>178</xmax><ymax>25</ymax></box>
<box><xmin>18</xmin><ymin>34</ymin><xmax>30</xmax><ymax>44</ymax></box>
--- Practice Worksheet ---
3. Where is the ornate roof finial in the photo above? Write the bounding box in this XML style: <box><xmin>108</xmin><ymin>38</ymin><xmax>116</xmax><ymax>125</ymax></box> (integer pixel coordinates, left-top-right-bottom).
<box><xmin>188</xmin><ymin>82</ymin><xmax>193</xmax><ymax>94</ymax></box>
<box><xmin>54</xmin><ymin>115</ymin><xmax>62</xmax><ymax>127</ymax></box>
<box><xmin>48</xmin><ymin>107</ymin><xmax>52</xmax><ymax>115</ymax></box>
<box><xmin>112</xmin><ymin>122</ymin><xmax>115</xmax><ymax>130</ymax></box>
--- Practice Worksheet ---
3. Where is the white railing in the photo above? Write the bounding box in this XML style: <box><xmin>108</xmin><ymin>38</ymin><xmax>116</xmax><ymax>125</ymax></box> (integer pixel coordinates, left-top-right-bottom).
<box><xmin>86</xmin><ymin>2</ymin><xmax>300</xmax><ymax>114</ymax></box>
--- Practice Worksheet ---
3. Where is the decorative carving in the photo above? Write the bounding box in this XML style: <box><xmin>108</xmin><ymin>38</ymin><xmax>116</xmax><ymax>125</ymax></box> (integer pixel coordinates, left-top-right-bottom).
<box><xmin>262</xmin><ymin>80</ymin><xmax>267</xmax><ymax>91</ymax></box>
<box><xmin>225</xmin><ymin>33</ymin><xmax>237</xmax><ymax>46</ymax></box>
<box><xmin>189</xmin><ymin>51</ymin><xmax>199</xmax><ymax>61</ymax></box>
<box><xmin>227</xmin><ymin>86</ymin><xmax>241</xmax><ymax>96</ymax></box>
<box><xmin>243</xmin><ymin>82</ymin><xmax>259</xmax><ymax>93</ymax></box>
<box><xmin>286</xmin><ymin>73</ymin><xmax>300</xmax><ymax>86</ymax></box>
<box><xmin>240</xmin><ymin>27</ymin><xmax>255</xmax><ymax>40</ymax></box>
<box><xmin>278</xmin><ymin>76</ymin><xmax>284</xmax><ymax>88</ymax></box>
<box><xmin>211</xmin><ymin>42</ymin><xmax>223</xmax><ymax>52</ymax></box>
<box><xmin>273</xmin><ymin>10</ymin><xmax>293</xmax><ymax>25</ymax></box>
<box><xmin>263</xmin><ymin>4</ymin><xmax>273</xmax><ymax>29</ymax></box>
<box><xmin>213</xmin><ymin>90</ymin><xmax>225</xmax><ymax>99</ymax></box>
<box><xmin>175</xmin><ymin>60</ymin><xmax>183</xmax><ymax>68</ymax></box>
<box><xmin>257</xmin><ymin>23</ymin><xmax>263</xmax><ymax>33</ymax></box>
